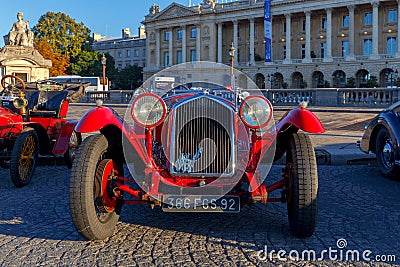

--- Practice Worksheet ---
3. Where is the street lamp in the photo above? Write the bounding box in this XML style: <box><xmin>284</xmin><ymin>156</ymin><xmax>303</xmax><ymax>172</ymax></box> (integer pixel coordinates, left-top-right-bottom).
<box><xmin>229</xmin><ymin>42</ymin><xmax>237</xmax><ymax>110</ymax></box>
<box><xmin>229</xmin><ymin>42</ymin><xmax>236</xmax><ymax>84</ymax></box>
<box><xmin>101</xmin><ymin>53</ymin><xmax>107</xmax><ymax>91</ymax></box>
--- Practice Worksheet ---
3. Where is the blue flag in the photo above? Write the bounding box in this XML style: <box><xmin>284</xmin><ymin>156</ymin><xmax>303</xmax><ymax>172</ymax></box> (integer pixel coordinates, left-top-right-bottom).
<box><xmin>264</xmin><ymin>0</ymin><xmax>272</xmax><ymax>62</ymax></box>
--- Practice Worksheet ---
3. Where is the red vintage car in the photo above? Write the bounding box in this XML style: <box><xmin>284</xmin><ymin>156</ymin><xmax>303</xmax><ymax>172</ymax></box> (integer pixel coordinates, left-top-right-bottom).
<box><xmin>69</xmin><ymin>71</ymin><xmax>324</xmax><ymax>241</ymax></box>
<box><xmin>0</xmin><ymin>75</ymin><xmax>84</xmax><ymax>187</ymax></box>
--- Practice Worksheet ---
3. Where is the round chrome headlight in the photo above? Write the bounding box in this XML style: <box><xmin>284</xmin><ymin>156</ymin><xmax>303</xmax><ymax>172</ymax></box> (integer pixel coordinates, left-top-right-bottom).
<box><xmin>239</xmin><ymin>95</ymin><xmax>273</xmax><ymax>129</ymax></box>
<box><xmin>13</xmin><ymin>97</ymin><xmax>28</xmax><ymax>109</ymax></box>
<box><xmin>131</xmin><ymin>93</ymin><xmax>166</xmax><ymax>128</ymax></box>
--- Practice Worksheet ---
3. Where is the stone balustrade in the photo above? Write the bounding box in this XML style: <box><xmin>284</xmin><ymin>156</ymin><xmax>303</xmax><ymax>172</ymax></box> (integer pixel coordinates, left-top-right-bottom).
<box><xmin>81</xmin><ymin>87</ymin><xmax>400</xmax><ymax>107</ymax></box>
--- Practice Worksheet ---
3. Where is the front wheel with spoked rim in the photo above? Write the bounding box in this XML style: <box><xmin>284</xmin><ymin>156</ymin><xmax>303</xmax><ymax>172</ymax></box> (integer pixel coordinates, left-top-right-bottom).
<box><xmin>375</xmin><ymin>127</ymin><xmax>400</xmax><ymax>180</ymax></box>
<box><xmin>69</xmin><ymin>134</ymin><xmax>123</xmax><ymax>240</ymax></box>
<box><xmin>10</xmin><ymin>127</ymin><xmax>39</xmax><ymax>188</ymax></box>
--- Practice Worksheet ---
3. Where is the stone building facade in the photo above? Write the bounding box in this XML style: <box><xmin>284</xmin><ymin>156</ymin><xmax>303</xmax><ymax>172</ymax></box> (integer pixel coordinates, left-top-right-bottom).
<box><xmin>92</xmin><ymin>27</ymin><xmax>146</xmax><ymax>71</ymax></box>
<box><xmin>143</xmin><ymin>0</ymin><xmax>400</xmax><ymax>89</ymax></box>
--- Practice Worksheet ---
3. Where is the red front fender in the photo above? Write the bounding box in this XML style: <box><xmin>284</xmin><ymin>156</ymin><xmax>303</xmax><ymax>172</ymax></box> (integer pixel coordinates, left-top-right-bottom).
<box><xmin>75</xmin><ymin>107</ymin><xmax>123</xmax><ymax>133</ymax></box>
<box><xmin>276</xmin><ymin>107</ymin><xmax>325</xmax><ymax>134</ymax></box>
<box><xmin>52</xmin><ymin>120</ymin><xmax>78</xmax><ymax>155</ymax></box>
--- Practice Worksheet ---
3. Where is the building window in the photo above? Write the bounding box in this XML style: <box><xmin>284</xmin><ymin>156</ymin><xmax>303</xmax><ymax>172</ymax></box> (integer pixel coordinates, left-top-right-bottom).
<box><xmin>365</xmin><ymin>12</ymin><xmax>372</xmax><ymax>25</ymax></box>
<box><xmin>342</xmin><ymin>40</ymin><xmax>349</xmax><ymax>57</ymax></box>
<box><xmin>190</xmin><ymin>49</ymin><xmax>196</xmax><ymax>62</ymax></box>
<box><xmin>134</xmin><ymin>49</ymin><xmax>139</xmax><ymax>57</ymax></box>
<box><xmin>302</xmin><ymin>20</ymin><xmax>306</xmax><ymax>32</ymax></box>
<box><xmin>283</xmin><ymin>21</ymin><xmax>286</xmax><ymax>33</ymax></box>
<box><xmin>363</xmin><ymin>39</ymin><xmax>373</xmax><ymax>55</ymax></box>
<box><xmin>320</xmin><ymin>42</ymin><xmax>326</xmax><ymax>58</ymax></box>
<box><xmin>301</xmin><ymin>44</ymin><xmax>305</xmax><ymax>59</ymax></box>
<box><xmin>191</xmin><ymin>28</ymin><xmax>197</xmax><ymax>38</ymax></box>
<box><xmin>387</xmin><ymin>37</ymin><xmax>397</xmax><ymax>54</ymax></box>
<box><xmin>127</xmin><ymin>50</ymin><xmax>131</xmax><ymax>57</ymax></box>
<box><xmin>177</xmin><ymin>50</ymin><xmax>183</xmax><ymax>64</ymax></box>
<box><xmin>343</xmin><ymin>15</ymin><xmax>349</xmax><ymax>27</ymax></box>
<box><xmin>118</xmin><ymin>51</ymin><xmax>122</xmax><ymax>58</ymax></box>
<box><xmin>163</xmin><ymin>51</ymin><xmax>169</xmax><ymax>66</ymax></box>
<box><xmin>321</xmin><ymin>17</ymin><xmax>327</xmax><ymax>30</ymax></box>
<box><xmin>283</xmin><ymin>45</ymin><xmax>286</xmax><ymax>59</ymax></box>
<box><xmin>177</xmin><ymin>29</ymin><xmax>183</xmax><ymax>40</ymax></box>
<box><xmin>388</xmin><ymin>9</ymin><xmax>397</xmax><ymax>23</ymax></box>
<box><xmin>164</xmin><ymin>31</ymin><xmax>170</xmax><ymax>41</ymax></box>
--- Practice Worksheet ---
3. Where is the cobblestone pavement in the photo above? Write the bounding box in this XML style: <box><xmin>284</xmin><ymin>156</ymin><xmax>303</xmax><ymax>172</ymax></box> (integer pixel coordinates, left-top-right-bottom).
<box><xmin>0</xmin><ymin>164</ymin><xmax>399</xmax><ymax>266</ymax></box>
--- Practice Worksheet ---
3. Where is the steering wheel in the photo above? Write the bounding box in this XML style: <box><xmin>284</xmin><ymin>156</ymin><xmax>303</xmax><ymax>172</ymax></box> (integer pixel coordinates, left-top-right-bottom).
<box><xmin>1</xmin><ymin>75</ymin><xmax>26</xmax><ymax>95</ymax></box>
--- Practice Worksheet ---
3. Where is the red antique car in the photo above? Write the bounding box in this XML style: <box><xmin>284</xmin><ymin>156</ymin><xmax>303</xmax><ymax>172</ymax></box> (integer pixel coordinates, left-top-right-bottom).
<box><xmin>0</xmin><ymin>75</ymin><xmax>84</xmax><ymax>187</ymax></box>
<box><xmin>69</xmin><ymin>69</ymin><xmax>324</xmax><ymax>241</ymax></box>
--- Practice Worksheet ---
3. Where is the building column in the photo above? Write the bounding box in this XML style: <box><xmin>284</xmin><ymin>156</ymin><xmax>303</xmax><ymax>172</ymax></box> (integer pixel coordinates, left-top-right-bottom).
<box><xmin>196</xmin><ymin>24</ymin><xmax>201</xmax><ymax>61</ymax></box>
<box><xmin>371</xmin><ymin>1</ymin><xmax>380</xmax><ymax>59</ymax></box>
<box><xmin>156</xmin><ymin>29</ymin><xmax>160</xmax><ymax>67</ymax></box>
<box><xmin>397</xmin><ymin>1</ymin><xmax>400</xmax><ymax>57</ymax></box>
<box><xmin>324</xmin><ymin>8</ymin><xmax>333</xmax><ymax>62</ymax></box>
<box><xmin>217</xmin><ymin>22</ymin><xmax>223</xmax><ymax>63</ymax></box>
<box><xmin>346</xmin><ymin>5</ymin><xmax>355</xmax><ymax>60</ymax></box>
<box><xmin>284</xmin><ymin>13</ymin><xmax>291</xmax><ymax>63</ymax></box>
<box><xmin>168</xmin><ymin>28</ymin><xmax>173</xmax><ymax>66</ymax></box>
<box><xmin>303</xmin><ymin>11</ymin><xmax>311</xmax><ymax>63</ymax></box>
<box><xmin>249</xmin><ymin>18</ymin><xmax>255</xmax><ymax>65</ymax></box>
<box><xmin>233</xmin><ymin>20</ymin><xmax>238</xmax><ymax>66</ymax></box>
<box><xmin>182</xmin><ymin>26</ymin><xmax>187</xmax><ymax>63</ymax></box>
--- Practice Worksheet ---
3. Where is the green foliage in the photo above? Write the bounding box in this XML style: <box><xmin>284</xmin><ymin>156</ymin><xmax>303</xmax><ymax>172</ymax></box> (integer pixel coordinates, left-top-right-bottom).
<box><xmin>366</xmin><ymin>75</ymin><xmax>378</xmax><ymax>88</ymax></box>
<box><xmin>33</xmin><ymin>12</ymin><xmax>91</xmax><ymax>58</ymax></box>
<box><xmin>70</xmin><ymin>50</ymin><xmax>99</xmax><ymax>75</ymax></box>
<box><xmin>113</xmin><ymin>65</ymin><xmax>143</xmax><ymax>90</ymax></box>
<box><xmin>346</xmin><ymin>76</ymin><xmax>355</xmax><ymax>88</ymax></box>
<box><xmin>254</xmin><ymin>54</ymin><xmax>263</xmax><ymax>62</ymax></box>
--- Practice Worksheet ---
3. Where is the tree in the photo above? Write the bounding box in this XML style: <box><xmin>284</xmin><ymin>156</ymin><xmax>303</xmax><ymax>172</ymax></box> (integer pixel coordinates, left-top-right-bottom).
<box><xmin>367</xmin><ymin>75</ymin><xmax>378</xmax><ymax>88</ymax></box>
<box><xmin>33</xmin><ymin>12</ymin><xmax>91</xmax><ymax>58</ymax></box>
<box><xmin>70</xmin><ymin>50</ymin><xmax>99</xmax><ymax>76</ymax></box>
<box><xmin>34</xmin><ymin>39</ymin><xmax>69</xmax><ymax>77</ymax></box>
<box><xmin>113</xmin><ymin>65</ymin><xmax>143</xmax><ymax>90</ymax></box>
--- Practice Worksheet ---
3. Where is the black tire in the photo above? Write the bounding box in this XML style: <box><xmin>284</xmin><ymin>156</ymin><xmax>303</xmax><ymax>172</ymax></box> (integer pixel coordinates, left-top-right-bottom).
<box><xmin>64</xmin><ymin>131</ymin><xmax>82</xmax><ymax>168</ymax></box>
<box><xmin>286</xmin><ymin>133</ymin><xmax>318</xmax><ymax>238</ymax></box>
<box><xmin>375</xmin><ymin>127</ymin><xmax>400</xmax><ymax>180</ymax></box>
<box><xmin>10</xmin><ymin>128</ymin><xmax>39</xmax><ymax>188</ymax></box>
<box><xmin>69</xmin><ymin>134</ymin><xmax>121</xmax><ymax>240</ymax></box>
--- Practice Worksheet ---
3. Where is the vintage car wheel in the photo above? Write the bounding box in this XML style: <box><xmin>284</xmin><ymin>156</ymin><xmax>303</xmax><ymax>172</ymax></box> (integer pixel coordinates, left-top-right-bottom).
<box><xmin>376</xmin><ymin>127</ymin><xmax>400</xmax><ymax>179</ymax></box>
<box><xmin>286</xmin><ymin>133</ymin><xmax>318</xmax><ymax>238</ymax></box>
<box><xmin>69</xmin><ymin>134</ymin><xmax>121</xmax><ymax>240</ymax></box>
<box><xmin>10</xmin><ymin>128</ymin><xmax>39</xmax><ymax>188</ymax></box>
<box><xmin>64</xmin><ymin>131</ymin><xmax>82</xmax><ymax>168</ymax></box>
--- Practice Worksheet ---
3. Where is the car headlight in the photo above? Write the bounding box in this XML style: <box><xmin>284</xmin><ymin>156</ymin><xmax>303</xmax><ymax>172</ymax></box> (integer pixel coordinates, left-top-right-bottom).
<box><xmin>239</xmin><ymin>95</ymin><xmax>273</xmax><ymax>129</ymax></box>
<box><xmin>13</xmin><ymin>97</ymin><xmax>28</xmax><ymax>109</ymax></box>
<box><xmin>131</xmin><ymin>93</ymin><xmax>166</xmax><ymax>128</ymax></box>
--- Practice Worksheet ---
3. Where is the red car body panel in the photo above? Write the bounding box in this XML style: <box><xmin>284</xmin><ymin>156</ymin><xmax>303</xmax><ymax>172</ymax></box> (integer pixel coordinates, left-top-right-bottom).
<box><xmin>75</xmin><ymin>107</ymin><xmax>123</xmax><ymax>133</ymax></box>
<box><xmin>276</xmin><ymin>107</ymin><xmax>325</xmax><ymax>134</ymax></box>
<box><xmin>52</xmin><ymin>120</ymin><xmax>78</xmax><ymax>155</ymax></box>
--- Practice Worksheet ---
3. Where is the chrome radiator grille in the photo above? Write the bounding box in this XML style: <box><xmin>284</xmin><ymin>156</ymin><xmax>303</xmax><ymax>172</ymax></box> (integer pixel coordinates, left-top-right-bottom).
<box><xmin>171</xmin><ymin>96</ymin><xmax>235</xmax><ymax>177</ymax></box>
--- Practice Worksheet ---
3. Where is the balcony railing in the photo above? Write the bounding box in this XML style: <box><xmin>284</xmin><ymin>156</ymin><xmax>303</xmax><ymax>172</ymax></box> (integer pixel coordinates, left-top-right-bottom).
<box><xmin>79</xmin><ymin>87</ymin><xmax>399</xmax><ymax>108</ymax></box>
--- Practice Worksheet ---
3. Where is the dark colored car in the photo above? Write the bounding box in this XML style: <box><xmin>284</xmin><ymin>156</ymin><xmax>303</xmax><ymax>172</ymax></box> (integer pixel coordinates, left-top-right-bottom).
<box><xmin>359</xmin><ymin>101</ymin><xmax>400</xmax><ymax>179</ymax></box>
<box><xmin>0</xmin><ymin>75</ymin><xmax>85</xmax><ymax>187</ymax></box>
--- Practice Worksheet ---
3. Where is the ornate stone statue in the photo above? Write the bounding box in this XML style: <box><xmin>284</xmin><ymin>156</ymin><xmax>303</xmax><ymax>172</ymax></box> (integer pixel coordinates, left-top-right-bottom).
<box><xmin>149</xmin><ymin>4</ymin><xmax>160</xmax><ymax>15</ymax></box>
<box><xmin>7</xmin><ymin>12</ymin><xmax>34</xmax><ymax>47</ymax></box>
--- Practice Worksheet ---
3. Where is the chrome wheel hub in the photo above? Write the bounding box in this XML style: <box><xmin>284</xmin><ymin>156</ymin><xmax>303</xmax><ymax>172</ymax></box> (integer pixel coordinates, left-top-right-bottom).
<box><xmin>382</xmin><ymin>139</ymin><xmax>394</xmax><ymax>168</ymax></box>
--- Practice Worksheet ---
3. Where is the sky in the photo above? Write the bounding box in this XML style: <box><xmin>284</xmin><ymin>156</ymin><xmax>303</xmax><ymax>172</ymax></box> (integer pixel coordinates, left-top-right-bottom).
<box><xmin>0</xmin><ymin>0</ymin><xmax>195</xmax><ymax>46</ymax></box>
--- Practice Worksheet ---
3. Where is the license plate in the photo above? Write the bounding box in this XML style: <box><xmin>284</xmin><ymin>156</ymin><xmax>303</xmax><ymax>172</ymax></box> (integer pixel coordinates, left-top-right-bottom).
<box><xmin>162</xmin><ymin>195</ymin><xmax>240</xmax><ymax>213</ymax></box>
